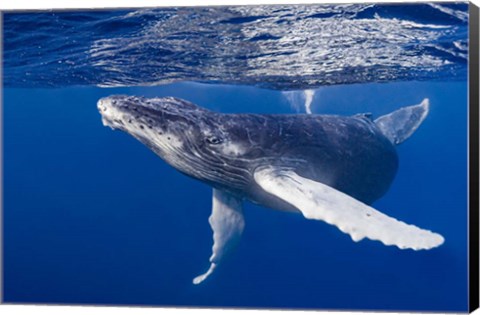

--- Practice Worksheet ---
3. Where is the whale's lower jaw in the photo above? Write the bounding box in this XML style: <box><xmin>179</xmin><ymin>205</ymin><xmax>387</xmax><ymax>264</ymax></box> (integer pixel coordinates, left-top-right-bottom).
<box><xmin>101</xmin><ymin>117</ymin><xmax>116</xmax><ymax>130</ymax></box>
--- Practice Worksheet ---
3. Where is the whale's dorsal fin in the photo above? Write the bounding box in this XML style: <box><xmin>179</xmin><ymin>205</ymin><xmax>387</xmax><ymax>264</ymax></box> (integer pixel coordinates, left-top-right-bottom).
<box><xmin>374</xmin><ymin>98</ymin><xmax>429</xmax><ymax>145</ymax></box>
<box><xmin>254</xmin><ymin>166</ymin><xmax>444</xmax><ymax>250</ymax></box>
<box><xmin>193</xmin><ymin>189</ymin><xmax>244</xmax><ymax>285</ymax></box>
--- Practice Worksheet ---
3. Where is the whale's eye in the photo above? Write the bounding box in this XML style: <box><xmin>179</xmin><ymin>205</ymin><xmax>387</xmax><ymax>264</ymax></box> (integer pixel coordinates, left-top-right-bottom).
<box><xmin>206</xmin><ymin>136</ymin><xmax>223</xmax><ymax>145</ymax></box>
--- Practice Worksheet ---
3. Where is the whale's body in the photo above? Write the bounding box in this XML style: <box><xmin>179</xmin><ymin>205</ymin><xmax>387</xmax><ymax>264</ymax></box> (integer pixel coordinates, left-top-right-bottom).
<box><xmin>229</xmin><ymin>113</ymin><xmax>397</xmax><ymax>205</ymax></box>
<box><xmin>195</xmin><ymin>112</ymin><xmax>399</xmax><ymax>212</ymax></box>
<box><xmin>98</xmin><ymin>96</ymin><xmax>443</xmax><ymax>284</ymax></box>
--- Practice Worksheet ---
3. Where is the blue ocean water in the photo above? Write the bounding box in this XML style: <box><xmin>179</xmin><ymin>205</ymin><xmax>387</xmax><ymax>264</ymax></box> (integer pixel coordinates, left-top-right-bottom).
<box><xmin>2</xmin><ymin>3</ymin><xmax>470</xmax><ymax>312</ymax></box>
<box><xmin>3</xmin><ymin>3</ymin><xmax>468</xmax><ymax>89</ymax></box>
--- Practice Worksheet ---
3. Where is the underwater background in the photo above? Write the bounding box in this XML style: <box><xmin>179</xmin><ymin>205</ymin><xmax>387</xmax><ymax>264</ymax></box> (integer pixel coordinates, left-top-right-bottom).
<box><xmin>2</xmin><ymin>3</ymin><xmax>469</xmax><ymax>312</ymax></box>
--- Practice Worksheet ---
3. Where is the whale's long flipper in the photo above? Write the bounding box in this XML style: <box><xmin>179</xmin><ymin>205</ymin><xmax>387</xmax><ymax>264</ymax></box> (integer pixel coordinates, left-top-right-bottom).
<box><xmin>374</xmin><ymin>98</ymin><xmax>430</xmax><ymax>145</ymax></box>
<box><xmin>254</xmin><ymin>166</ymin><xmax>444</xmax><ymax>250</ymax></box>
<box><xmin>193</xmin><ymin>189</ymin><xmax>244</xmax><ymax>284</ymax></box>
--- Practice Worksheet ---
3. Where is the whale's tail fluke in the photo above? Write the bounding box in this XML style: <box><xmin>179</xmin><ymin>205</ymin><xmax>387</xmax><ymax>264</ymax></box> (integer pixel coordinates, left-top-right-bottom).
<box><xmin>374</xmin><ymin>98</ymin><xmax>430</xmax><ymax>145</ymax></box>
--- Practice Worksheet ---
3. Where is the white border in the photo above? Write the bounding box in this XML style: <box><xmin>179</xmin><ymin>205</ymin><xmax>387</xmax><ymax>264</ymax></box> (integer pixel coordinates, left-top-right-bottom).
<box><xmin>0</xmin><ymin>0</ymin><xmax>478</xmax><ymax>315</ymax></box>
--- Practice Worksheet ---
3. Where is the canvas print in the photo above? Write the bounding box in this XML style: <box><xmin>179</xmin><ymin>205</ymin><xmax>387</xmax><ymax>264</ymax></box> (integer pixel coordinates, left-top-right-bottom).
<box><xmin>1</xmin><ymin>2</ymin><xmax>478</xmax><ymax>312</ymax></box>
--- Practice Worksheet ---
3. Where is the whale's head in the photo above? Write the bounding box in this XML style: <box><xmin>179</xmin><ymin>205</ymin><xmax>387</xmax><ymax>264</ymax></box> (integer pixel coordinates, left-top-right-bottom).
<box><xmin>98</xmin><ymin>95</ymin><xmax>251</xmax><ymax>191</ymax></box>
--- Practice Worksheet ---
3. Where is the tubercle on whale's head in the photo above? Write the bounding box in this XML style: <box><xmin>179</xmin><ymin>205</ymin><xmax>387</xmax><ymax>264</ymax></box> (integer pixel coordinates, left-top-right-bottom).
<box><xmin>97</xmin><ymin>95</ymin><xmax>251</xmax><ymax>191</ymax></box>
<box><xmin>98</xmin><ymin>95</ymin><xmax>206</xmax><ymax>127</ymax></box>
<box><xmin>97</xmin><ymin>94</ymin><xmax>214</xmax><ymax>156</ymax></box>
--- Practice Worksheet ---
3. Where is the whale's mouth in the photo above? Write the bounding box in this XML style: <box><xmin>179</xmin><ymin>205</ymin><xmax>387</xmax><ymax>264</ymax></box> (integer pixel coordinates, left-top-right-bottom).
<box><xmin>98</xmin><ymin>95</ymin><xmax>191</xmax><ymax>167</ymax></box>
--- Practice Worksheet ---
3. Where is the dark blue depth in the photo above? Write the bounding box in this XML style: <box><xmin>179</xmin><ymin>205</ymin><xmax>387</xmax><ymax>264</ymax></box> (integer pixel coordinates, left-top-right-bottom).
<box><xmin>3</xmin><ymin>81</ymin><xmax>468</xmax><ymax>311</ymax></box>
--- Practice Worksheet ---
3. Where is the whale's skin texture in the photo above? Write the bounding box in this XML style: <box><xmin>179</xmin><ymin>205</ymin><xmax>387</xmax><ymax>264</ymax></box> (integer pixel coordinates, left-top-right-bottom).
<box><xmin>212</xmin><ymin>113</ymin><xmax>398</xmax><ymax>211</ymax></box>
<box><xmin>98</xmin><ymin>96</ymin><xmax>398</xmax><ymax>211</ymax></box>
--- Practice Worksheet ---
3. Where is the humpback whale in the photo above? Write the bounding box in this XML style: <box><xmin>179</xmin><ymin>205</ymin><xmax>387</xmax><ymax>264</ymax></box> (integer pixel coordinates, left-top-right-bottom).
<box><xmin>97</xmin><ymin>96</ymin><xmax>444</xmax><ymax>284</ymax></box>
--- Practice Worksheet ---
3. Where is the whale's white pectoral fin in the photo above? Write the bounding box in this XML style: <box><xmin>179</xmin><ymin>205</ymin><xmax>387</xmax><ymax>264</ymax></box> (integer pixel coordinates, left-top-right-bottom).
<box><xmin>254</xmin><ymin>167</ymin><xmax>444</xmax><ymax>250</ymax></box>
<box><xmin>193</xmin><ymin>189</ymin><xmax>244</xmax><ymax>285</ymax></box>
